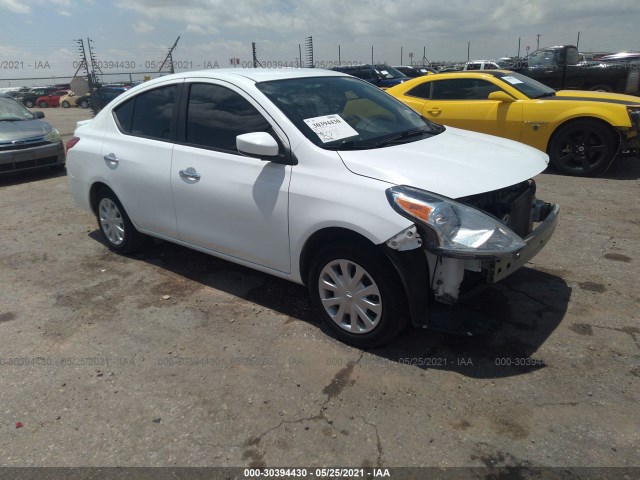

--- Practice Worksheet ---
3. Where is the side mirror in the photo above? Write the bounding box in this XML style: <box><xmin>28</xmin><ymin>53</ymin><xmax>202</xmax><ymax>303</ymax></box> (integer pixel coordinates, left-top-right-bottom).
<box><xmin>488</xmin><ymin>91</ymin><xmax>516</xmax><ymax>103</ymax></box>
<box><xmin>33</xmin><ymin>111</ymin><xmax>45</xmax><ymax>119</ymax></box>
<box><xmin>236</xmin><ymin>132</ymin><xmax>279</xmax><ymax>159</ymax></box>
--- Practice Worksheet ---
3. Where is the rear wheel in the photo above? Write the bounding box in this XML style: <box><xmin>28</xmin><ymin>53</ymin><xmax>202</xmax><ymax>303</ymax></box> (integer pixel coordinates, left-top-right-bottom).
<box><xmin>95</xmin><ymin>189</ymin><xmax>145</xmax><ymax>254</ymax></box>
<box><xmin>61</xmin><ymin>101</ymin><xmax>70</xmax><ymax>108</ymax></box>
<box><xmin>79</xmin><ymin>99</ymin><xmax>89</xmax><ymax>108</ymax></box>
<box><xmin>25</xmin><ymin>99</ymin><xmax>34</xmax><ymax>108</ymax></box>
<box><xmin>39</xmin><ymin>101</ymin><xmax>48</xmax><ymax>108</ymax></box>
<box><xmin>548</xmin><ymin>119</ymin><xmax>618</xmax><ymax>177</ymax></box>
<box><xmin>308</xmin><ymin>243</ymin><xmax>409</xmax><ymax>348</ymax></box>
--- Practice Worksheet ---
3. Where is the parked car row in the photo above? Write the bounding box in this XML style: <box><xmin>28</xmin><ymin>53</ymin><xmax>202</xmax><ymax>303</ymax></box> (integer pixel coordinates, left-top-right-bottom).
<box><xmin>8</xmin><ymin>85</ymin><xmax>130</xmax><ymax>109</ymax></box>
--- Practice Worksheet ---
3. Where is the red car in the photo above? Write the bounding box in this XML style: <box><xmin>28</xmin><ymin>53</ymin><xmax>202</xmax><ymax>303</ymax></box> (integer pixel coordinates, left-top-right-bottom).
<box><xmin>35</xmin><ymin>90</ymin><xmax>69</xmax><ymax>108</ymax></box>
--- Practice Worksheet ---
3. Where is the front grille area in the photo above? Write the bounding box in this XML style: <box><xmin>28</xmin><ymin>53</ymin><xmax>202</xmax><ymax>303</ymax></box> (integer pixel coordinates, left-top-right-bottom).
<box><xmin>0</xmin><ymin>155</ymin><xmax>60</xmax><ymax>172</ymax></box>
<box><xmin>0</xmin><ymin>136</ymin><xmax>47</xmax><ymax>150</ymax></box>
<box><xmin>458</xmin><ymin>180</ymin><xmax>536</xmax><ymax>238</ymax></box>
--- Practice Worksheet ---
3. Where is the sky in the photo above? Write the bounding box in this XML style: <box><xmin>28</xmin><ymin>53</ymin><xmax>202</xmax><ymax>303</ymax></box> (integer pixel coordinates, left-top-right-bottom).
<box><xmin>1</xmin><ymin>0</ymin><xmax>639</xmax><ymax>82</ymax></box>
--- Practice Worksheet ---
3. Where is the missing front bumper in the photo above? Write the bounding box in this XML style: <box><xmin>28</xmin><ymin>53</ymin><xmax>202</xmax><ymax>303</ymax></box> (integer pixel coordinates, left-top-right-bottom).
<box><xmin>486</xmin><ymin>203</ymin><xmax>560</xmax><ymax>283</ymax></box>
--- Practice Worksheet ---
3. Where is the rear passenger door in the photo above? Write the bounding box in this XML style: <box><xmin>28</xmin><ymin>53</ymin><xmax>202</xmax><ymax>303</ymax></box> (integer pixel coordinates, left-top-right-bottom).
<box><xmin>105</xmin><ymin>81</ymin><xmax>180</xmax><ymax>238</ymax></box>
<box><xmin>171</xmin><ymin>81</ymin><xmax>291</xmax><ymax>273</ymax></box>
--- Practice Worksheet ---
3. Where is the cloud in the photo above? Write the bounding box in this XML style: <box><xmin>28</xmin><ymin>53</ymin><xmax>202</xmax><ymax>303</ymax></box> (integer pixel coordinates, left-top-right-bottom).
<box><xmin>133</xmin><ymin>20</ymin><xmax>154</xmax><ymax>34</ymax></box>
<box><xmin>0</xmin><ymin>0</ymin><xmax>31</xmax><ymax>13</ymax></box>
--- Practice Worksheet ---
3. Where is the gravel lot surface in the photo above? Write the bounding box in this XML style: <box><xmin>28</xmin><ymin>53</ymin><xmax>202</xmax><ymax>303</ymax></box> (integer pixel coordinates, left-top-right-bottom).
<box><xmin>0</xmin><ymin>111</ymin><xmax>638</xmax><ymax>470</ymax></box>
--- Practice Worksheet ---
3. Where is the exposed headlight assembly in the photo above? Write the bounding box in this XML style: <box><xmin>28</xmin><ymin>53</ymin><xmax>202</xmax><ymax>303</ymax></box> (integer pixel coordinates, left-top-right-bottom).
<box><xmin>386</xmin><ymin>185</ymin><xmax>526</xmax><ymax>259</ymax></box>
<box><xmin>44</xmin><ymin>128</ymin><xmax>61</xmax><ymax>143</ymax></box>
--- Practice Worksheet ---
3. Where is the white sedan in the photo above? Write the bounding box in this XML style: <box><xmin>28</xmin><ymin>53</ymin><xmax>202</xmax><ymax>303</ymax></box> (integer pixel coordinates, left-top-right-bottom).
<box><xmin>66</xmin><ymin>68</ymin><xmax>558</xmax><ymax>347</ymax></box>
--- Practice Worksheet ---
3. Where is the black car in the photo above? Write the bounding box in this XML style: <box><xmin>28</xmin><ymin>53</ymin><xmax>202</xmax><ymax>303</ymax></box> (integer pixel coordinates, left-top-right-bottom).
<box><xmin>17</xmin><ymin>87</ymin><xmax>59</xmax><ymax>108</ymax></box>
<box><xmin>0</xmin><ymin>94</ymin><xmax>65</xmax><ymax>174</ymax></box>
<box><xmin>393</xmin><ymin>65</ymin><xmax>438</xmax><ymax>77</ymax></box>
<box><xmin>331</xmin><ymin>64</ymin><xmax>408</xmax><ymax>88</ymax></box>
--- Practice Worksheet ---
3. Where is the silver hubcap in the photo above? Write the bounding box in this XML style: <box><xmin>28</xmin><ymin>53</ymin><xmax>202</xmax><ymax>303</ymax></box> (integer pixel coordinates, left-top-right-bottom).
<box><xmin>318</xmin><ymin>259</ymin><xmax>382</xmax><ymax>334</ymax></box>
<box><xmin>98</xmin><ymin>198</ymin><xmax>125</xmax><ymax>246</ymax></box>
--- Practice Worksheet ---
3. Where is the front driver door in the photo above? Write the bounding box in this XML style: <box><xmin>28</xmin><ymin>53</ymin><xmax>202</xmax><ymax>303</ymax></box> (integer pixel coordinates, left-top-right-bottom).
<box><xmin>415</xmin><ymin>78</ymin><xmax>524</xmax><ymax>141</ymax></box>
<box><xmin>171</xmin><ymin>81</ymin><xmax>291</xmax><ymax>273</ymax></box>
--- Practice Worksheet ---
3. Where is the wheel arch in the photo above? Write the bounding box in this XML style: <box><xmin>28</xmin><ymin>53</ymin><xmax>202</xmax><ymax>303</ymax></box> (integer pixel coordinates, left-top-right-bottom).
<box><xmin>299</xmin><ymin>226</ymin><xmax>429</xmax><ymax>325</ymax></box>
<box><xmin>89</xmin><ymin>181</ymin><xmax>114</xmax><ymax>216</ymax></box>
<box><xmin>546</xmin><ymin>116</ymin><xmax>621</xmax><ymax>154</ymax></box>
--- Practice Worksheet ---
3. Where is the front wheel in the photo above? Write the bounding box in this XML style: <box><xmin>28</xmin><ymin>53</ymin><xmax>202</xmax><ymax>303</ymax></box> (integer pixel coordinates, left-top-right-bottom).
<box><xmin>25</xmin><ymin>100</ymin><xmax>34</xmax><ymax>108</ymax></box>
<box><xmin>95</xmin><ymin>189</ymin><xmax>145</xmax><ymax>254</ymax></box>
<box><xmin>308</xmin><ymin>243</ymin><xmax>409</xmax><ymax>348</ymax></box>
<box><xmin>61</xmin><ymin>101</ymin><xmax>70</xmax><ymax>108</ymax></box>
<box><xmin>39</xmin><ymin>101</ymin><xmax>48</xmax><ymax>108</ymax></box>
<box><xmin>79</xmin><ymin>99</ymin><xmax>89</xmax><ymax>108</ymax></box>
<box><xmin>548</xmin><ymin>120</ymin><xmax>618</xmax><ymax>177</ymax></box>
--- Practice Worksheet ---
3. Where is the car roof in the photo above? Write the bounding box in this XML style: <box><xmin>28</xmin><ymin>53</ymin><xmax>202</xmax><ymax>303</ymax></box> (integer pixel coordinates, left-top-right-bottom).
<box><xmin>422</xmin><ymin>69</ymin><xmax>512</xmax><ymax>77</ymax></box>
<box><xmin>140</xmin><ymin>68</ymin><xmax>346</xmax><ymax>89</ymax></box>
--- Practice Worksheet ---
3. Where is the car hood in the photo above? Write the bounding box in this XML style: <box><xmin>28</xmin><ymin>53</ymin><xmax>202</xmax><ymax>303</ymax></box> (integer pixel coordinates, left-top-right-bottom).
<box><xmin>337</xmin><ymin>127</ymin><xmax>549</xmax><ymax>199</ymax></box>
<box><xmin>0</xmin><ymin>119</ymin><xmax>53</xmax><ymax>142</ymax></box>
<box><xmin>554</xmin><ymin>90</ymin><xmax>640</xmax><ymax>105</ymax></box>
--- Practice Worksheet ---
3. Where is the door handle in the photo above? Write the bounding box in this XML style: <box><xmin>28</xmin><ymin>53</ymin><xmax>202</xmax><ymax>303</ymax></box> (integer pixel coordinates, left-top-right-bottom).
<box><xmin>179</xmin><ymin>167</ymin><xmax>201</xmax><ymax>182</ymax></box>
<box><xmin>103</xmin><ymin>153</ymin><xmax>119</xmax><ymax>164</ymax></box>
<box><xmin>426</xmin><ymin>107</ymin><xmax>441</xmax><ymax>116</ymax></box>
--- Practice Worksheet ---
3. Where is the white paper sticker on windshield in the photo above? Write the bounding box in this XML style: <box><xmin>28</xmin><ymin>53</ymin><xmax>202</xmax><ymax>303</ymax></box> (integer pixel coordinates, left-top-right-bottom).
<box><xmin>303</xmin><ymin>115</ymin><xmax>358</xmax><ymax>143</ymax></box>
<box><xmin>502</xmin><ymin>75</ymin><xmax>524</xmax><ymax>84</ymax></box>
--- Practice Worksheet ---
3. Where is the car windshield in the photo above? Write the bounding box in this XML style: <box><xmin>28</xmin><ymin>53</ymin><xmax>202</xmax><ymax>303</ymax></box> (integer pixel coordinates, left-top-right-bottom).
<box><xmin>493</xmin><ymin>71</ymin><xmax>556</xmax><ymax>98</ymax></box>
<box><xmin>374</xmin><ymin>66</ymin><xmax>407</xmax><ymax>79</ymax></box>
<box><xmin>526</xmin><ymin>49</ymin><xmax>556</xmax><ymax>68</ymax></box>
<box><xmin>256</xmin><ymin>76</ymin><xmax>443</xmax><ymax>149</ymax></box>
<box><xmin>0</xmin><ymin>96</ymin><xmax>35</xmax><ymax>121</ymax></box>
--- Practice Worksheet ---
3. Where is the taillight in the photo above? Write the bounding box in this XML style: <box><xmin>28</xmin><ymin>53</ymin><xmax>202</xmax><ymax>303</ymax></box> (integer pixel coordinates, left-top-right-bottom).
<box><xmin>66</xmin><ymin>136</ymin><xmax>80</xmax><ymax>150</ymax></box>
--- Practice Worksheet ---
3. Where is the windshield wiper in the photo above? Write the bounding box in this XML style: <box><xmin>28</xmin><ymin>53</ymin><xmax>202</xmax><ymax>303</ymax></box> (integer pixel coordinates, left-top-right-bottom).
<box><xmin>323</xmin><ymin>139</ymin><xmax>377</xmax><ymax>150</ymax></box>
<box><xmin>374</xmin><ymin>128</ymin><xmax>434</xmax><ymax>147</ymax></box>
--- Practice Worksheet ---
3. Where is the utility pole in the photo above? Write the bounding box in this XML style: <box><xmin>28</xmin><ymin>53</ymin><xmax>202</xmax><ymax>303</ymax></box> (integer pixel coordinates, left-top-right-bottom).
<box><xmin>576</xmin><ymin>31</ymin><xmax>581</xmax><ymax>49</ymax></box>
<box><xmin>159</xmin><ymin>36</ymin><xmax>180</xmax><ymax>74</ymax></box>
<box><xmin>86</xmin><ymin>37</ymin><xmax>102</xmax><ymax>84</ymax></box>
<box><xmin>421</xmin><ymin>46</ymin><xmax>430</xmax><ymax>66</ymax></box>
<box><xmin>305</xmin><ymin>37</ymin><xmax>313</xmax><ymax>68</ymax></box>
<box><xmin>467</xmin><ymin>41</ymin><xmax>470</xmax><ymax>62</ymax></box>
<box><xmin>536</xmin><ymin>34</ymin><xmax>541</xmax><ymax>50</ymax></box>
<box><xmin>517</xmin><ymin>37</ymin><xmax>521</xmax><ymax>57</ymax></box>
<box><xmin>400</xmin><ymin>46</ymin><xmax>403</xmax><ymax>65</ymax></box>
<box><xmin>252</xmin><ymin>42</ymin><xmax>260</xmax><ymax>68</ymax></box>
<box><xmin>338</xmin><ymin>45</ymin><xmax>341</xmax><ymax>65</ymax></box>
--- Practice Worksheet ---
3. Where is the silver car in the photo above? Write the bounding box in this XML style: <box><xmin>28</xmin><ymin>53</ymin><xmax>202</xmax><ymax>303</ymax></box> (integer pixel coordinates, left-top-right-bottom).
<box><xmin>0</xmin><ymin>94</ymin><xmax>65</xmax><ymax>175</ymax></box>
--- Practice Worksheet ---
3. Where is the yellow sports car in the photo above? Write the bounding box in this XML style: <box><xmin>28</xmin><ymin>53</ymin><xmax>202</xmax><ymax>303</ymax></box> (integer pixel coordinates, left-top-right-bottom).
<box><xmin>386</xmin><ymin>70</ymin><xmax>640</xmax><ymax>176</ymax></box>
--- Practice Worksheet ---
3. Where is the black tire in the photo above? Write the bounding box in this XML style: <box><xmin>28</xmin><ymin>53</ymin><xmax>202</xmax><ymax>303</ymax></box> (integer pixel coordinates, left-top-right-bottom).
<box><xmin>588</xmin><ymin>84</ymin><xmax>613</xmax><ymax>92</ymax></box>
<box><xmin>61</xmin><ymin>101</ymin><xmax>70</xmax><ymax>108</ymax></box>
<box><xmin>95</xmin><ymin>189</ymin><xmax>145</xmax><ymax>254</ymax></box>
<box><xmin>79</xmin><ymin>99</ymin><xmax>89</xmax><ymax>108</ymax></box>
<box><xmin>39</xmin><ymin>101</ymin><xmax>48</xmax><ymax>108</ymax></box>
<box><xmin>308</xmin><ymin>242</ymin><xmax>409</xmax><ymax>348</ymax></box>
<box><xmin>25</xmin><ymin>99</ymin><xmax>34</xmax><ymax>108</ymax></box>
<box><xmin>548</xmin><ymin>119</ymin><xmax>618</xmax><ymax>177</ymax></box>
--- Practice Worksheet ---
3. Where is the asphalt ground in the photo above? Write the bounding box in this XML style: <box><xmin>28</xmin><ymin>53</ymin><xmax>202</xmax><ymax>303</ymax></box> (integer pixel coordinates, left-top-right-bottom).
<box><xmin>0</xmin><ymin>110</ymin><xmax>638</xmax><ymax>472</ymax></box>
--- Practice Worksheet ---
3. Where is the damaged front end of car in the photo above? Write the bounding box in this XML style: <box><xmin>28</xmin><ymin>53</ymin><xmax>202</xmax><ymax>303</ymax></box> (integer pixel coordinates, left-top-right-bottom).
<box><xmin>384</xmin><ymin>180</ymin><xmax>559</xmax><ymax>332</ymax></box>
